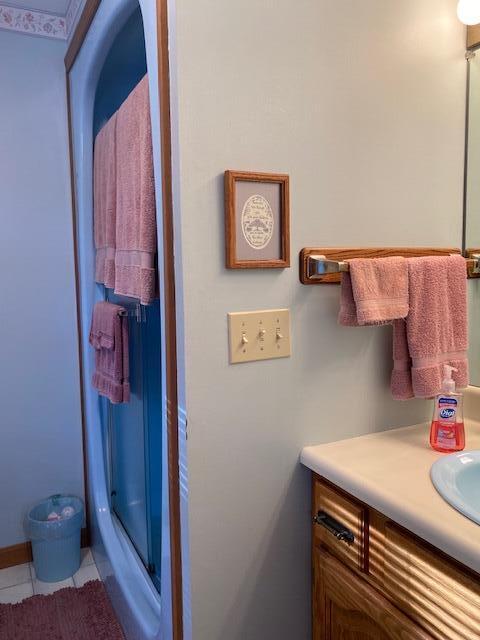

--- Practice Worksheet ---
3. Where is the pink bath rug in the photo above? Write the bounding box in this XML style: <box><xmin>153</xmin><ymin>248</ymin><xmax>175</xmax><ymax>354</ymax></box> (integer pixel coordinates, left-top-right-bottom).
<box><xmin>0</xmin><ymin>579</ymin><xmax>125</xmax><ymax>639</ymax></box>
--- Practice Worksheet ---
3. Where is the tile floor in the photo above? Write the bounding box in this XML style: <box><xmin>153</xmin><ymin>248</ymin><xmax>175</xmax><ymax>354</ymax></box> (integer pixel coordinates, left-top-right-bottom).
<box><xmin>0</xmin><ymin>548</ymin><xmax>100</xmax><ymax>604</ymax></box>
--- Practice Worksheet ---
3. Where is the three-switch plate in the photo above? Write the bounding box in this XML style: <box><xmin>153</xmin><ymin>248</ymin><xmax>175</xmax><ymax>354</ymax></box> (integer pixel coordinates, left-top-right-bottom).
<box><xmin>228</xmin><ymin>309</ymin><xmax>291</xmax><ymax>364</ymax></box>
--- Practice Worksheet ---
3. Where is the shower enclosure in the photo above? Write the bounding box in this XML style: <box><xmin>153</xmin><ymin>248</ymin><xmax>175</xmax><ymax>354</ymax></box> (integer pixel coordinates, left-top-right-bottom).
<box><xmin>93</xmin><ymin>6</ymin><xmax>162</xmax><ymax>591</ymax></box>
<box><xmin>66</xmin><ymin>1</ymin><xmax>186</xmax><ymax>638</ymax></box>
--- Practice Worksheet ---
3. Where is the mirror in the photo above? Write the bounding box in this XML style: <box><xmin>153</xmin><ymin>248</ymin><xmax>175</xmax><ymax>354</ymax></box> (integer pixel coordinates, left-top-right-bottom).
<box><xmin>465</xmin><ymin>47</ymin><xmax>480</xmax><ymax>385</ymax></box>
<box><xmin>466</xmin><ymin>52</ymin><xmax>480</xmax><ymax>249</ymax></box>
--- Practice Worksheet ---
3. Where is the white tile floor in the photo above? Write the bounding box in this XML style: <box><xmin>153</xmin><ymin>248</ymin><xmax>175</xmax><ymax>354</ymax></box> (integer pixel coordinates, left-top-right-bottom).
<box><xmin>0</xmin><ymin>548</ymin><xmax>100</xmax><ymax>604</ymax></box>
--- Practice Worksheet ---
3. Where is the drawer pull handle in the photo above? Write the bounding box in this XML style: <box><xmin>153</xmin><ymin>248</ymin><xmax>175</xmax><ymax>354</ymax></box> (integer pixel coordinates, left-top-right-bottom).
<box><xmin>314</xmin><ymin>510</ymin><xmax>355</xmax><ymax>544</ymax></box>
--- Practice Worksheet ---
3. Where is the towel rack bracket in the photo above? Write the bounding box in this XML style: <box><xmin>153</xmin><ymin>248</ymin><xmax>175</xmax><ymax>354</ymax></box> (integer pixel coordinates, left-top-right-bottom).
<box><xmin>299</xmin><ymin>247</ymin><xmax>464</xmax><ymax>285</ymax></box>
<box><xmin>466</xmin><ymin>250</ymin><xmax>480</xmax><ymax>278</ymax></box>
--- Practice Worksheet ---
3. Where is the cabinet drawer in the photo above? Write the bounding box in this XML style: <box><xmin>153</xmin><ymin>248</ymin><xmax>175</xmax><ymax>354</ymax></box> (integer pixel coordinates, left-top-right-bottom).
<box><xmin>313</xmin><ymin>478</ymin><xmax>366</xmax><ymax>572</ymax></box>
<box><xmin>383</xmin><ymin>525</ymin><xmax>480</xmax><ymax>640</ymax></box>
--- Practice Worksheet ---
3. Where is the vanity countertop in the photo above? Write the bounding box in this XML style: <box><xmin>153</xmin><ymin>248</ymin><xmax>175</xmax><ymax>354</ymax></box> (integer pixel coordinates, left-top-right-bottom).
<box><xmin>301</xmin><ymin>419</ymin><xmax>480</xmax><ymax>574</ymax></box>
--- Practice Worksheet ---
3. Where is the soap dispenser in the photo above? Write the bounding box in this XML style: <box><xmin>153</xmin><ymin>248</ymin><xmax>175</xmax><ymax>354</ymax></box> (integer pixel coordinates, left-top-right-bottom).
<box><xmin>430</xmin><ymin>365</ymin><xmax>465</xmax><ymax>453</ymax></box>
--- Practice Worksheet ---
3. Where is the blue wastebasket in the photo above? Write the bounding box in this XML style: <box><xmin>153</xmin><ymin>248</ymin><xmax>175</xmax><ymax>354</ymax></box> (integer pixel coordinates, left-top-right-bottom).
<box><xmin>26</xmin><ymin>495</ymin><xmax>84</xmax><ymax>582</ymax></box>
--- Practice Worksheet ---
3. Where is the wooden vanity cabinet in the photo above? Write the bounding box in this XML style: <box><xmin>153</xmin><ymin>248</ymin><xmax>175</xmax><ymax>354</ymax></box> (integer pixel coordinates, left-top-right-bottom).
<box><xmin>312</xmin><ymin>475</ymin><xmax>480</xmax><ymax>640</ymax></box>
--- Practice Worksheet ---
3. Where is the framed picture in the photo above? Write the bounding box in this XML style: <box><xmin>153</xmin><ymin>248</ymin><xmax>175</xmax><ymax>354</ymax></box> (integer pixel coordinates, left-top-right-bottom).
<box><xmin>224</xmin><ymin>170</ymin><xmax>290</xmax><ymax>269</ymax></box>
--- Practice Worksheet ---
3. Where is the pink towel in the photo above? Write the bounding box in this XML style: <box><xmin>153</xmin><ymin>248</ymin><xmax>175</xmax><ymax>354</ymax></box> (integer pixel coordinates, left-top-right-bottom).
<box><xmin>338</xmin><ymin>257</ymin><xmax>409</xmax><ymax>326</ymax></box>
<box><xmin>89</xmin><ymin>300</ymin><xmax>117</xmax><ymax>350</ymax></box>
<box><xmin>94</xmin><ymin>114</ymin><xmax>117</xmax><ymax>289</ymax></box>
<box><xmin>391</xmin><ymin>255</ymin><xmax>468</xmax><ymax>400</ymax></box>
<box><xmin>114</xmin><ymin>74</ymin><xmax>157</xmax><ymax>305</ymax></box>
<box><xmin>89</xmin><ymin>302</ymin><xmax>130</xmax><ymax>404</ymax></box>
<box><xmin>391</xmin><ymin>319</ymin><xmax>413</xmax><ymax>400</ymax></box>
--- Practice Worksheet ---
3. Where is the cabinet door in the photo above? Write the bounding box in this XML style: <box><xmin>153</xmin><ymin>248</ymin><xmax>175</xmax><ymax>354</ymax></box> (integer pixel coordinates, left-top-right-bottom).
<box><xmin>383</xmin><ymin>524</ymin><xmax>480</xmax><ymax>640</ymax></box>
<box><xmin>314</xmin><ymin>549</ymin><xmax>433</xmax><ymax>640</ymax></box>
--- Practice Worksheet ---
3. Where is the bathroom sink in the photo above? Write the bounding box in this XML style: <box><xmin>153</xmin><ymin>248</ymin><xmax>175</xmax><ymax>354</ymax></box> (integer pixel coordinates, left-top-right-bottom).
<box><xmin>431</xmin><ymin>451</ymin><xmax>480</xmax><ymax>526</ymax></box>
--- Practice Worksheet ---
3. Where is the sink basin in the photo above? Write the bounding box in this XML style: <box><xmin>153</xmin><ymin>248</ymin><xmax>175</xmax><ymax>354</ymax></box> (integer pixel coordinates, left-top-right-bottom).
<box><xmin>431</xmin><ymin>451</ymin><xmax>480</xmax><ymax>526</ymax></box>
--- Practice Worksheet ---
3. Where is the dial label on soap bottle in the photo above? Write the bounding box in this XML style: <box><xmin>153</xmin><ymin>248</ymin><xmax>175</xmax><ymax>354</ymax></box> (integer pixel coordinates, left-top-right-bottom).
<box><xmin>437</xmin><ymin>397</ymin><xmax>458</xmax><ymax>445</ymax></box>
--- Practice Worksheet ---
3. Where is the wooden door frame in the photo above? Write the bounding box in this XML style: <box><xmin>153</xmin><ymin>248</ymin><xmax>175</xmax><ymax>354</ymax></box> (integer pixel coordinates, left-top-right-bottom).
<box><xmin>468</xmin><ymin>24</ymin><xmax>480</xmax><ymax>49</ymax></box>
<box><xmin>64</xmin><ymin>2</ymin><xmax>184</xmax><ymax>638</ymax></box>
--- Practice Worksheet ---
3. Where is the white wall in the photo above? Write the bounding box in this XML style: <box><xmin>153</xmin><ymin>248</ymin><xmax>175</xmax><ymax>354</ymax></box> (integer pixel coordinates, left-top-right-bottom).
<box><xmin>173</xmin><ymin>1</ymin><xmax>466</xmax><ymax>638</ymax></box>
<box><xmin>0</xmin><ymin>31</ymin><xmax>84</xmax><ymax>547</ymax></box>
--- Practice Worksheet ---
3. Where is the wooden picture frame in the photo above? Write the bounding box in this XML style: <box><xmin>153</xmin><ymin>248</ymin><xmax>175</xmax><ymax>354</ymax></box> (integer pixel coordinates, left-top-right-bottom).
<box><xmin>225</xmin><ymin>170</ymin><xmax>290</xmax><ymax>269</ymax></box>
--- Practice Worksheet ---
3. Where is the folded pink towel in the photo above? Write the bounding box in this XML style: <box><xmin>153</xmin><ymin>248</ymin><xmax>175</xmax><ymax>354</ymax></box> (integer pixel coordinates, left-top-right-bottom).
<box><xmin>338</xmin><ymin>257</ymin><xmax>409</xmax><ymax>326</ymax></box>
<box><xmin>114</xmin><ymin>74</ymin><xmax>157</xmax><ymax>305</ymax></box>
<box><xmin>94</xmin><ymin>113</ymin><xmax>117</xmax><ymax>289</ymax></box>
<box><xmin>391</xmin><ymin>255</ymin><xmax>468</xmax><ymax>400</ymax></box>
<box><xmin>89</xmin><ymin>300</ymin><xmax>117</xmax><ymax>350</ymax></box>
<box><xmin>89</xmin><ymin>302</ymin><xmax>130</xmax><ymax>404</ymax></box>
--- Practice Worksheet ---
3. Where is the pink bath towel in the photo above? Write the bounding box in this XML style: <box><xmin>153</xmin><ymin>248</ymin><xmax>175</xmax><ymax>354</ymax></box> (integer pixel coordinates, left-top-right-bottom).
<box><xmin>114</xmin><ymin>74</ymin><xmax>157</xmax><ymax>305</ymax></box>
<box><xmin>338</xmin><ymin>257</ymin><xmax>409</xmax><ymax>326</ymax></box>
<box><xmin>94</xmin><ymin>113</ymin><xmax>117</xmax><ymax>289</ymax></box>
<box><xmin>391</xmin><ymin>255</ymin><xmax>468</xmax><ymax>399</ymax></box>
<box><xmin>89</xmin><ymin>302</ymin><xmax>130</xmax><ymax>404</ymax></box>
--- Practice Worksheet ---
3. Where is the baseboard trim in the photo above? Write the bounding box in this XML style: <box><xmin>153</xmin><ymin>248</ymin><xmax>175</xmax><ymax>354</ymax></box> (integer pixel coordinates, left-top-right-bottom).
<box><xmin>0</xmin><ymin>527</ymin><xmax>89</xmax><ymax>570</ymax></box>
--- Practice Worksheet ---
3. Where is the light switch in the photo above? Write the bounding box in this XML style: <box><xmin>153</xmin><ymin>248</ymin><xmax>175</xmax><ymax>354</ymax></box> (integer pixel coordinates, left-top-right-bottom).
<box><xmin>228</xmin><ymin>309</ymin><xmax>291</xmax><ymax>364</ymax></box>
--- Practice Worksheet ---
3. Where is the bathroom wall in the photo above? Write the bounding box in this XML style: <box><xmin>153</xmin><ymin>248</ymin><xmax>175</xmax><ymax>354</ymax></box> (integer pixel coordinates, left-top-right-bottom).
<box><xmin>68</xmin><ymin>0</ymin><xmax>87</xmax><ymax>41</ymax></box>
<box><xmin>172</xmin><ymin>1</ymin><xmax>466</xmax><ymax>638</ymax></box>
<box><xmin>0</xmin><ymin>31</ymin><xmax>83</xmax><ymax>547</ymax></box>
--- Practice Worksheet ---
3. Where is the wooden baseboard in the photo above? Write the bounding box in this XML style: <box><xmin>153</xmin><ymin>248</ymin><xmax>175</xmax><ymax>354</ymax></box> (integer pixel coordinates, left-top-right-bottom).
<box><xmin>0</xmin><ymin>527</ymin><xmax>89</xmax><ymax>570</ymax></box>
<box><xmin>0</xmin><ymin>542</ymin><xmax>31</xmax><ymax>570</ymax></box>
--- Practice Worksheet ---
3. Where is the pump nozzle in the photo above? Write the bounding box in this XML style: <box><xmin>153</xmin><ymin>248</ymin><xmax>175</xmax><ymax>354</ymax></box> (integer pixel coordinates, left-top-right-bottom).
<box><xmin>442</xmin><ymin>365</ymin><xmax>458</xmax><ymax>393</ymax></box>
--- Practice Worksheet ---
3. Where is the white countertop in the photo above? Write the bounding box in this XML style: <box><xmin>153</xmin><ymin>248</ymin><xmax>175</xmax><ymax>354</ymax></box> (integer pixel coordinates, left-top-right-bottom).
<box><xmin>301</xmin><ymin>419</ymin><xmax>480</xmax><ymax>574</ymax></box>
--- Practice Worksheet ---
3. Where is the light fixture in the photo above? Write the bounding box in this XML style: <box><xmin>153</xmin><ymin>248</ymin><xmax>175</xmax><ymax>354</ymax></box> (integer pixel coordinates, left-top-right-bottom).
<box><xmin>457</xmin><ymin>0</ymin><xmax>480</xmax><ymax>25</ymax></box>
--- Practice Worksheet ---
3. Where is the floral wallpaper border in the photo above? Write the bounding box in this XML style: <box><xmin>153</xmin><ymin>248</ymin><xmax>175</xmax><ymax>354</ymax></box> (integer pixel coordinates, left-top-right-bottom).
<box><xmin>0</xmin><ymin>1</ymin><xmax>85</xmax><ymax>40</ymax></box>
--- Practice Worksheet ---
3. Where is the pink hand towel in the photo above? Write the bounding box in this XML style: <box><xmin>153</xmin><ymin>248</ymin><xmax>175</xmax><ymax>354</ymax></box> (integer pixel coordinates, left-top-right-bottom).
<box><xmin>338</xmin><ymin>257</ymin><xmax>409</xmax><ymax>326</ymax></box>
<box><xmin>89</xmin><ymin>302</ymin><xmax>130</xmax><ymax>404</ymax></box>
<box><xmin>391</xmin><ymin>319</ymin><xmax>414</xmax><ymax>400</ymax></box>
<box><xmin>114</xmin><ymin>74</ymin><xmax>157</xmax><ymax>305</ymax></box>
<box><xmin>89</xmin><ymin>300</ymin><xmax>117</xmax><ymax>350</ymax></box>
<box><xmin>94</xmin><ymin>113</ymin><xmax>117</xmax><ymax>289</ymax></box>
<box><xmin>391</xmin><ymin>255</ymin><xmax>468</xmax><ymax>399</ymax></box>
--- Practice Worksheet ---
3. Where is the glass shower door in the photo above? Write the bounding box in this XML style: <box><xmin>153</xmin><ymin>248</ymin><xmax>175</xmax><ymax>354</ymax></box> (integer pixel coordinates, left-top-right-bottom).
<box><xmin>106</xmin><ymin>294</ymin><xmax>162</xmax><ymax>585</ymax></box>
<box><xmin>109</xmin><ymin>299</ymin><xmax>148</xmax><ymax>564</ymax></box>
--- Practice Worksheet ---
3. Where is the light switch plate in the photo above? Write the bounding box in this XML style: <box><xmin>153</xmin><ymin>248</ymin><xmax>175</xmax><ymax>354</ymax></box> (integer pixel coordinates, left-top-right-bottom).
<box><xmin>228</xmin><ymin>309</ymin><xmax>291</xmax><ymax>364</ymax></box>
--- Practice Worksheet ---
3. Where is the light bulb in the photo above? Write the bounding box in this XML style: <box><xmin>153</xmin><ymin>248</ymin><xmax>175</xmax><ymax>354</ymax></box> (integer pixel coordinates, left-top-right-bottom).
<box><xmin>457</xmin><ymin>0</ymin><xmax>480</xmax><ymax>25</ymax></box>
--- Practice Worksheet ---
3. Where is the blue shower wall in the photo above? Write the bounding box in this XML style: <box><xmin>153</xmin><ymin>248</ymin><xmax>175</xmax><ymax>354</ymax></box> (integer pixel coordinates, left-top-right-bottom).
<box><xmin>93</xmin><ymin>7</ymin><xmax>147</xmax><ymax>136</ymax></box>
